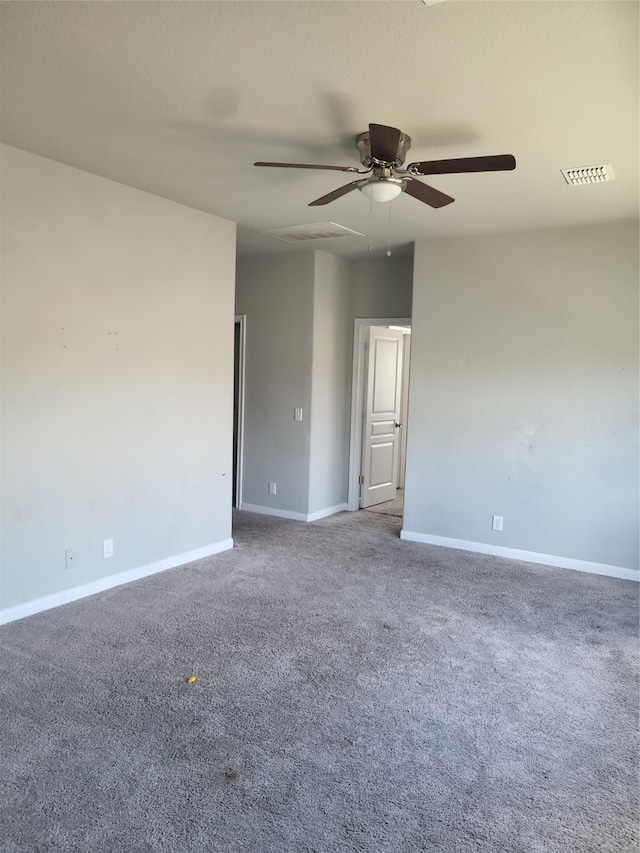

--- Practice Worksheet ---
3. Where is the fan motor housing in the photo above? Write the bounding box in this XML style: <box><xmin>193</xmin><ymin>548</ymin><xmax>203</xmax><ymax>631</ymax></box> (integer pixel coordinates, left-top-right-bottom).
<box><xmin>356</xmin><ymin>130</ymin><xmax>412</xmax><ymax>167</ymax></box>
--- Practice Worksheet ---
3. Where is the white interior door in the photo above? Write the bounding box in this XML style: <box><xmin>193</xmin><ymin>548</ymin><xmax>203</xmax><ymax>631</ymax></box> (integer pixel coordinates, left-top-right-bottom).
<box><xmin>361</xmin><ymin>326</ymin><xmax>404</xmax><ymax>508</ymax></box>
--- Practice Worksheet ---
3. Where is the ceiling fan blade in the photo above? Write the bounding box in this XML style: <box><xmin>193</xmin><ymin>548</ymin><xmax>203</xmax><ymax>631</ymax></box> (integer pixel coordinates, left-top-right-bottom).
<box><xmin>403</xmin><ymin>178</ymin><xmax>455</xmax><ymax>208</ymax></box>
<box><xmin>408</xmin><ymin>154</ymin><xmax>516</xmax><ymax>175</ymax></box>
<box><xmin>308</xmin><ymin>181</ymin><xmax>362</xmax><ymax>206</ymax></box>
<box><xmin>254</xmin><ymin>161</ymin><xmax>358</xmax><ymax>173</ymax></box>
<box><xmin>369</xmin><ymin>123</ymin><xmax>402</xmax><ymax>163</ymax></box>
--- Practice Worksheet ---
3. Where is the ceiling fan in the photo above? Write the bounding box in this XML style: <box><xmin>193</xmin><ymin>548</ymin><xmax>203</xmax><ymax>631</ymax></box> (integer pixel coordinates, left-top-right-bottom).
<box><xmin>255</xmin><ymin>123</ymin><xmax>515</xmax><ymax>208</ymax></box>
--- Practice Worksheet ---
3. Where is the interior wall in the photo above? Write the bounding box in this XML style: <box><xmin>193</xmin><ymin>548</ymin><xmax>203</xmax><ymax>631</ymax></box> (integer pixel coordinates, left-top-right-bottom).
<box><xmin>349</xmin><ymin>255</ymin><xmax>413</xmax><ymax>319</ymax></box>
<box><xmin>403</xmin><ymin>221</ymin><xmax>639</xmax><ymax>572</ymax></box>
<box><xmin>308</xmin><ymin>251</ymin><xmax>352</xmax><ymax>514</ymax></box>
<box><xmin>0</xmin><ymin>144</ymin><xmax>237</xmax><ymax>613</ymax></box>
<box><xmin>235</xmin><ymin>252</ymin><xmax>315</xmax><ymax>514</ymax></box>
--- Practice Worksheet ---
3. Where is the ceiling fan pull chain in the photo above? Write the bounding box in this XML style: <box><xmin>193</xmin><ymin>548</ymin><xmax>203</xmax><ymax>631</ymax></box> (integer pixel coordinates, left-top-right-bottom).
<box><xmin>368</xmin><ymin>194</ymin><xmax>373</xmax><ymax>252</ymax></box>
<box><xmin>387</xmin><ymin>202</ymin><xmax>392</xmax><ymax>257</ymax></box>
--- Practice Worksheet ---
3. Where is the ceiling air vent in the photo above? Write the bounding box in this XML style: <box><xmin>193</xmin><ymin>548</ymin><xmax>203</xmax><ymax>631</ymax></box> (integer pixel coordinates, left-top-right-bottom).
<box><xmin>254</xmin><ymin>222</ymin><xmax>365</xmax><ymax>243</ymax></box>
<box><xmin>561</xmin><ymin>164</ymin><xmax>615</xmax><ymax>186</ymax></box>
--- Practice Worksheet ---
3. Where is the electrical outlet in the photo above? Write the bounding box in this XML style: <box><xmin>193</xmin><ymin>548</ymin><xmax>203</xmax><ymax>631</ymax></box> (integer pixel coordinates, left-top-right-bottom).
<box><xmin>294</xmin><ymin>408</ymin><xmax>303</xmax><ymax>422</ymax></box>
<box><xmin>104</xmin><ymin>538</ymin><xmax>114</xmax><ymax>558</ymax></box>
<box><xmin>492</xmin><ymin>515</ymin><xmax>503</xmax><ymax>532</ymax></box>
<box><xmin>268</xmin><ymin>482</ymin><xmax>277</xmax><ymax>495</ymax></box>
<box><xmin>65</xmin><ymin>548</ymin><xmax>78</xmax><ymax>570</ymax></box>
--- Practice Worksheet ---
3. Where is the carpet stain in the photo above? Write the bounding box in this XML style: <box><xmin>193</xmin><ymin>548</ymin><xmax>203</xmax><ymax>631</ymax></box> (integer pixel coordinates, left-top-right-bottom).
<box><xmin>222</xmin><ymin>767</ymin><xmax>239</xmax><ymax>783</ymax></box>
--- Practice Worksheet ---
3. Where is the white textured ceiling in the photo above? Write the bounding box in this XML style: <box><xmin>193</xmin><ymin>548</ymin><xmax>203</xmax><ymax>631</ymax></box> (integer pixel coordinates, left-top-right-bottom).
<box><xmin>1</xmin><ymin>1</ymin><xmax>637</xmax><ymax>258</ymax></box>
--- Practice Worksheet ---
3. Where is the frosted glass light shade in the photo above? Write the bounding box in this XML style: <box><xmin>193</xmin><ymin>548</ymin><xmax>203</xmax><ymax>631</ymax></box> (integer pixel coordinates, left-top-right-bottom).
<box><xmin>360</xmin><ymin>180</ymin><xmax>403</xmax><ymax>203</ymax></box>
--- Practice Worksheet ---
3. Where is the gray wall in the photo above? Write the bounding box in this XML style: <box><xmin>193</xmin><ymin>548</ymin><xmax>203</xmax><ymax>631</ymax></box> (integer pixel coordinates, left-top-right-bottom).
<box><xmin>403</xmin><ymin>221</ymin><xmax>639</xmax><ymax>571</ymax></box>
<box><xmin>309</xmin><ymin>252</ymin><xmax>352</xmax><ymax>514</ymax></box>
<box><xmin>235</xmin><ymin>252</ymin><xmax>315</xmax><ymax>513</ymax></box>
<box><xmin>1</xmin><ymin>145</ymin><xmax>237</xmax><ymax>611</ymax></box>
<box><xmin>349</xmin><ymin>255</ymin><xmax>413</xmax><ymax>319</ymax></box>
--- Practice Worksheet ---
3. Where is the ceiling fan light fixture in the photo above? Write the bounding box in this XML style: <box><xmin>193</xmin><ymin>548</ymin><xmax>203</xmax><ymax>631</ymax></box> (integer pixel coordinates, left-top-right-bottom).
<box><xmin>359</xmin><ymin>179</ymin><xmax>404</xmax><ymax>203</ymax></box>
<box><xmin>255</xmin><ymin>123</ymin><xmax>515</xmax><ymax>210</ymax></box>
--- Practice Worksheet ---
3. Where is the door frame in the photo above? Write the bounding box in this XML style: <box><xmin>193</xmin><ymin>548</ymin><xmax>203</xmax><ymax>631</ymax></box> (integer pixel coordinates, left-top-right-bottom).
<box><xmin>347</xmin><ymin>317</ymin><xmax>411</xmax><ymax>512</ymax></box>
<box><xmin>397</xmin><ymin>331</ymin><xmax>411</xmax><ymax>489</ymax></box>
<box><xmin>233</xmin><ymin>314</ymin><xmax>246</xmax><ymax>510</ymax></box>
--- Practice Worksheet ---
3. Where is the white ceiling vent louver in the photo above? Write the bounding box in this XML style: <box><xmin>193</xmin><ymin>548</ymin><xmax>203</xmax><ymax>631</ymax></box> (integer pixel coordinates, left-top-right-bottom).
<box><xmin>254</xmin><ymin>222</ymin><xmax>365</xmax><ymax>243</ymax></box>
<box><xmin>561</xmin><ymin>164</ymin><xmax>615</xmax><ymax>186</ymax></box>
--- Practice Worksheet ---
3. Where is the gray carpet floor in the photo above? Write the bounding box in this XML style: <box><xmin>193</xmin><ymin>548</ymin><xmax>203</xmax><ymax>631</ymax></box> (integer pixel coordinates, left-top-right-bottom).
<box><xmin>1</xmin><ymin>506</ymin><xmax>638</xmax><ymax>852</ymax></box>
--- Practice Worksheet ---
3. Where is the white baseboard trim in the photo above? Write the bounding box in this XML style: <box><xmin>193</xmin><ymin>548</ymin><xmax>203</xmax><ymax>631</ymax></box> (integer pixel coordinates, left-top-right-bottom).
<box><xmin>307</xmin><ymin>503</ymin><xmax>348</xmax><ymax>522</ymax></box>
<box><xmin>0</xmin><ymin>538</ymin><xmax>234</xmax><ymax>626</ymax></box>
<box><xmin>240</xmin><ymin>502</ymin><xmax>348</xmax><ymax>523</ymax></box>
<box><xmin>240</xmin><ymin>503</ymin><xmax>308</xmax><ymax>521</ymax></box>
<box><xmin>399</xmin><ymin>530</ymin><xmax>639</xmax><ymax>582</ymax></box>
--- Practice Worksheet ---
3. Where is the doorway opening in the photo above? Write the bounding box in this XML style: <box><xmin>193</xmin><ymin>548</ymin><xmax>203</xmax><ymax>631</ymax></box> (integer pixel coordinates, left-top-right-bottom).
<box><xmin>233</xmin><ymin>315</ymin><xmax>246</xmax><ymax>509</ymax></box>
<box><xmin>347</xmin><ymin>318</ymin><xmax>411</xmax><ymax>515</ymax></box>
